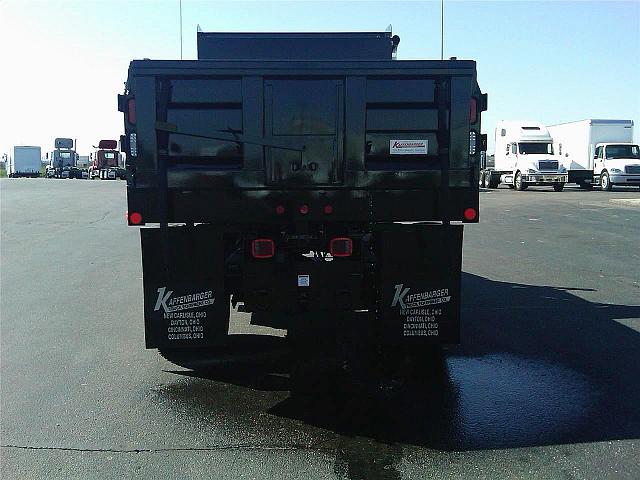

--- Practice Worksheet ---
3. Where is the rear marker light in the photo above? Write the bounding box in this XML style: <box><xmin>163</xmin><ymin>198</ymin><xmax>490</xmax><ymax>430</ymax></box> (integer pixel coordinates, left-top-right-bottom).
<box><xmin>275</xmin><ymin>205</ymin><xmax>285</xmax><ymax>215</ymax></box>
<box><xmin>251</xmin><ymin>239</ymin><xmax>275</xmax><ymax>259</ymax></box>
<box><xmin>323</xmin><ymin>205</ymin><xmax>333</xmax><ymax>214</ymax></box>
<box><xmin>128</xmin><ymin>98</ymin><xmax>136</xmax><ymax>124</ymax></box>
<box><xmin>464</xmin><ymin>208</ymin><xmax>477</xmax><ymax>221</ymax></box>
<box><xmin>129</xmin><ymin>211</ymin><xmax>143</xmax><ymax>225</ymax></box>
<box><xmin>470</xmin><ymin>97</ymin><xmax>477</xmax><ymax>123</ymax></box>
<box><xmin>299</xmin><ymin>204</ymin><xmax>309</xmax><ymax>215</ymax></box>
<box><xmin>330</xmin><ymin>237</ymin><xmax>353</xmax><ymax>257</ymax></box>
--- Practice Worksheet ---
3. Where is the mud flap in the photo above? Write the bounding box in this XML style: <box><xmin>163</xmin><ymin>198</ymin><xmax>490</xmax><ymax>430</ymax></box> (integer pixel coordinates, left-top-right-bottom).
<box><xmin>141</xmin><ymin>225</ymin><xmax>229</xmax><ymax>349</ymax></box>
<box><xmin>377</xmin><ymin>223</ymin><xmax>462</xmax><ymax>345</ymax></box>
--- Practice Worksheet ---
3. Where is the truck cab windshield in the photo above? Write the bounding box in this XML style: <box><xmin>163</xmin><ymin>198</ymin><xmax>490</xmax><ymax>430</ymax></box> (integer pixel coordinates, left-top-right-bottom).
<box><xmin>518</xmin><ymin>143</ymin><xmax>553</xmax><ymax>155</ymax></box>
<box><xmin>605</xmin><ymin>145</ymin><xmax>640</xmax><ymax>159</ymax></box>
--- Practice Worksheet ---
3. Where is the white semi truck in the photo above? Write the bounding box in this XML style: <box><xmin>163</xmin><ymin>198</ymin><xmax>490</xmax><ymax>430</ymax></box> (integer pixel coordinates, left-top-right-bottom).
<box><xmin>481</xmin><ymin>121</ymin><xmax>567</xmax><ymax>191</ymax></box>
<box><xmin>8</xmin><ymin>146</ymin><xmax>41</xmax><ymax>177</ymax></box>
<box><xmin>548</xmin><ymin>119</ymin><xmax>639</xmax><ymax>191</ymax></box>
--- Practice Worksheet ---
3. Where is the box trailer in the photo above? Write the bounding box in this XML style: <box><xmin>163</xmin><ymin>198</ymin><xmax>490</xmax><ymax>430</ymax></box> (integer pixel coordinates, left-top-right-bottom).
<box><xmin>548</xmin><ymin>119</ymin><xmax>639</xmax><ymax>190</ymax></box>
<box><xmin>9</xmin><ymin>146</ymin><xmax>41</xmax><ymax>177</ymax></box>
<box><xmin>481</xmin><ymin>121</ymin><xmax>567</xmax><ymax>191</ymax></box>
<box><xmin>118</xmin><ymin>31</ymin><xmax>487</xmax><ymax>382</ymax></box>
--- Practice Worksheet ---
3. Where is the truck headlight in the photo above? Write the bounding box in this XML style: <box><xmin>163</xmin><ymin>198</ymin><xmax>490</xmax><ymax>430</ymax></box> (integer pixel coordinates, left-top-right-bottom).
<box><xmin>610</xmin><ymin>168</ymin><xmax>622</xmax><ymax>173</ymax></box>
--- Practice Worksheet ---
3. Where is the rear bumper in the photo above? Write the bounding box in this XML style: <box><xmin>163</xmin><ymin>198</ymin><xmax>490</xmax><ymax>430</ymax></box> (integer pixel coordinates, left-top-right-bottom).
<box><xmin>610</xmin><ymin>174</ymin><xmax>640</xmax><ymax>185</ymax></box>
<box><xmin>523</xmin><ymin>173</ymin><xmax>567</xmax><ymax>184</ymax></box>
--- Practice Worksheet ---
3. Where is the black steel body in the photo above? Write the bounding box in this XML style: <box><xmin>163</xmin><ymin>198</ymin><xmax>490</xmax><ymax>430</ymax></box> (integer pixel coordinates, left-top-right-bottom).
<box><xmin>119</xmin><ymin>33</ymin><xmax>485</xmax><ymax>360</ymax></box>
<box><xmin>122</xmin><ymin>59</ymin><xmax>482</xmax><ymax>225</ymax></box>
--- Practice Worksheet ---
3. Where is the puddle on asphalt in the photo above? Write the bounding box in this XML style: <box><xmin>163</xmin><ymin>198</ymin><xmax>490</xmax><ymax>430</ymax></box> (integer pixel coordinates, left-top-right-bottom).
<box><xmin>445</xmin><ymin>353</ymin><xmax>596</xmax><ymax>449</ymax></box>
<box><xmin>154</xmin><ymin>351</ymin><xmax>598</xmax><ymax>453</ymax></box>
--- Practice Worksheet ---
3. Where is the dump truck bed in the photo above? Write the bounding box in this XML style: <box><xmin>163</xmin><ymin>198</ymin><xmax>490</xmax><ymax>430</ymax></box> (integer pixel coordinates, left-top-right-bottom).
<box><xmin>123</xmin><ymin>59</ymin><xmax>482</xmax><ymax>224</ymax></box>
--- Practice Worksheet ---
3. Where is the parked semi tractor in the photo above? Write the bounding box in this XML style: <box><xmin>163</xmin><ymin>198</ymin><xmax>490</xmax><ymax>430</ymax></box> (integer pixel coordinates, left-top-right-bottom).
<box><xmin>118</xmin><ymin>31</ymin><xmax>487</xmax><ymax>380</ymax></box>
<box><xmin>548</xmin><ymin>119</ymin><xmax>639</xmax><ymax>191</ymax></box>
<box><xmin>8</xmin><ymin>146</ymin><xmax>41</xmax><ymax>177</ymax></box>
<box><xmin>46</xmin><ymin>138</ymin><xmax>86</xmax><ymax>178</ymax></box>
<box><xmin>481</xmin><ymin>121</ymin><xmax>567</xmax><ymax>191</ymax></box>
<box><xmin>89</xmin><ymin>140</ymin><xmax>126</xmax><ymax>179</ymax></box>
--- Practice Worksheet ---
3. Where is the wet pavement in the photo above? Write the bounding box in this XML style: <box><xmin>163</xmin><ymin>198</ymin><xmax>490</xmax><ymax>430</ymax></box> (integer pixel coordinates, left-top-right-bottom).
<box><xmin>1</xmin><ymin>179</ymin><xmax>639</xmax><ymax>479</ymax></box>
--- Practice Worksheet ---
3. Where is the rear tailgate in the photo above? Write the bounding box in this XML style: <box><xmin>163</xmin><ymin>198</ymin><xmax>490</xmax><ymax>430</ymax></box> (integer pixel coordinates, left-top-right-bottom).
<box><xmin>121</xmin><ymin>59</ymin><xmax>483</xmax><ymax>224</ymax></box>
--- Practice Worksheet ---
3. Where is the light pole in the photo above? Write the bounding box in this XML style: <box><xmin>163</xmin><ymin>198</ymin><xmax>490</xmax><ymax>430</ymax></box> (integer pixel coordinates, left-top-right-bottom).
<box><xmin>440</xmin><ymin>0</ymin><xmax>444</xmax><ymax>60</ymax></box>
<box><xmin>179</xmin><ymin>0</ymin><xmax>183</xmax><ymax>60</ymax></box>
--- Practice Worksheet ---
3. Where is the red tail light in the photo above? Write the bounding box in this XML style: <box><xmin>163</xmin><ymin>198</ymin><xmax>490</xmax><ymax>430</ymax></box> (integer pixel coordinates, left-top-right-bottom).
<box><xmin>128</xmin><ymin>98</ymin><xmax>136</xmax><ymax>125</ymax></box>
<box><xmin>275</xmin><ymin>205</ymin><xmax>285</xmax><ymax>215</ymax></box>
<box><xmin>330</xmin><ymin>237</ymin><xmax>353</xmax><ymax>257</ymax></box>
<box><xmin>128</xmin><ymin>211</ymin><xmax>143</xmax><ymax>225</ymax></box>
<box><xmin>251</xmin><ymin>238</ymin><xmax>275</xmax><ymax>259</ymax></box>
<box><xmin>469</xmin><ymin>97</ymin><xmax>477</xmax><ymax>123</ymax></box>
<box><xmin>464</xmin><ymin>208</ymin><xmax>477</xmax><ymax>221</ymax></box>
<box><xmin>323</xmin><ymin>204</ymin><xmax>333</xmax><ymax>214</ymax></box>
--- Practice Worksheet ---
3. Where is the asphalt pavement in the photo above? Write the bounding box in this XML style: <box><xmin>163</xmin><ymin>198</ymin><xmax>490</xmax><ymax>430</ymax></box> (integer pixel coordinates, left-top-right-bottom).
<box><xmin>1</xmin><ymin>178</ymin><xmax>639</xmax><ymax>479</ymax></box>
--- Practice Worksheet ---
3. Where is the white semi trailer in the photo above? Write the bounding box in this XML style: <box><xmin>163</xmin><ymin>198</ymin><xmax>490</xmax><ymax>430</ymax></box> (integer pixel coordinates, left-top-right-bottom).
<box><xmin>481</xmin><ymin>121</ymin><xmax>567</xmax><ymax>191</ymax></box>
<box><xmin>548</xmin><ymin>119</ymin><xmax>639</xmax><ymax>190</ymax></box>
<box><xmin>8</xmin><ymin>146</ymin><xmax>41</xmax><ymax>177</ymax></box>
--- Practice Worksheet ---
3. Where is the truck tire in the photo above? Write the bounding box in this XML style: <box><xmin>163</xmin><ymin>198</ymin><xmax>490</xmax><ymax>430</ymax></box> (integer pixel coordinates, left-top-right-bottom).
<box><xmin>553</xmin><ymin>183</ymin><xmax>565</xmax><ymax>192</ymax></box>
<box><xmin>600</xmin><ymin>171</ymin><xmax>612</xmax><ymax>191</ymax></box>
<box><xmin>514</xmin><ymin>171</ymin><xmax>527</xmax><ymax>191</ymax></box>
<box><xmin>487</xmin><ymin>172</ymin><xmax>500</xmax><ymax>189</ymax></box>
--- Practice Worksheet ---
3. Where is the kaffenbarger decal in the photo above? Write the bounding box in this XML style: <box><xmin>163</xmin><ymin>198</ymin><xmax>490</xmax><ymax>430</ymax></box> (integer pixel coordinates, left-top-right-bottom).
<box><xmin>389</xmin><ymin>139</ymin><xmax>428</xmax><ymax>155</ymax></box>
<box><xmin>154</xmin><ymin>287</ymin><xmax>215</xmax><ymax>313</ymax></box>
<box><xmin>151</xmin><ymin>286</ymin><xmax>217</xmax><ymax>342</ymax></box>
<box><xmin>392</xmin><ymin>284</ymin><xmax>451</xmax><ymax>337</ymax></box>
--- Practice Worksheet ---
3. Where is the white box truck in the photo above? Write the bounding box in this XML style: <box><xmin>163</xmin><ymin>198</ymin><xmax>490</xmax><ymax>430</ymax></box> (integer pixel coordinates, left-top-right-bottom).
<box><xmin>8</xmin><ymin>146</ymin><xmax>41</xmax><ymax>178</ymax></box>
<box><xmin>548</xmin><ymin>119</ymin><xmax>639</xmax><ymax>191</ymax></box>
<box><xmin>481</xmin><ymin>121</ymin><xmax>568</xmax><ymax>191</ymax></box>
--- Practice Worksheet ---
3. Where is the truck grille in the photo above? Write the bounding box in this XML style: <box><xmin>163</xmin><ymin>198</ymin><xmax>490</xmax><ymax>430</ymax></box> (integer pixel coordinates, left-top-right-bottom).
<box><xmin>538</xmin><ymin>160</ymin><xmax>558</xmax><ymax>171</ymax></box>
<box><xmin>625</xmin><ymin>165</ymin><xmax>640</xmax><ymax>174</ymax></box>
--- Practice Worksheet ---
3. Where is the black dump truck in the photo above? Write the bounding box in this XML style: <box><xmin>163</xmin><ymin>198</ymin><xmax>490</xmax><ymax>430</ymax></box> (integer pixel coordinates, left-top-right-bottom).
<box><xmin>118</xmin><ymin>31</ymin><xmax>486</xmax><ymax>381</ymax></box>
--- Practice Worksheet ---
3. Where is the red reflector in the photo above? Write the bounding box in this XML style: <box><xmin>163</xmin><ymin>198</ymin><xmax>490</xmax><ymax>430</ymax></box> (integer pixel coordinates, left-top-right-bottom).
<box><xmin>251</xmin><ymin>238</ymin><xmax>275</xmax><ymax>259</ymax></box>
<box><xmin>275</xmin><ymin>205</ymin><xmax>285</xmax><ymax>215</ymax></box>
<box><xmin>464</xmin><ymin>208</ymin><xmax>477</xmax><ymax>221</ymax></box>
<box><xmin>299</xmin><ymin>204</ymin><xmax>309</xmax><ymax>215</ymax></box>
<box><xmin>323</xmin><ymin>204</ymin><xmax>333</xmax><ymax>214</ymax></box>
<box><xmin>129</xmin><ymin>211</ymin><xmax>143</xmax><ymax>225</ymax></box>
<box><xmin>330</xmin><ymin>237</ymin><xmax>353</xmax><ymax>257</ymax></box>
<box><xmin>469</xmin><ymin>97</ymin><xmax>477</xmax><ymax>123</ymax></box>
<box><xmin>128</xmin><ymin>98</ymin><xmax>136</xmax><ymax>125</ymax></box>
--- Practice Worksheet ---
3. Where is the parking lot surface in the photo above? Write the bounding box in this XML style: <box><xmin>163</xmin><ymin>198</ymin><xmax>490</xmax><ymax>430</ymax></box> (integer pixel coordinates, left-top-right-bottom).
<box><xmin>1</xmin><ymin>179</ymin><xmax>639</xmax><ymax>479</ymax></box>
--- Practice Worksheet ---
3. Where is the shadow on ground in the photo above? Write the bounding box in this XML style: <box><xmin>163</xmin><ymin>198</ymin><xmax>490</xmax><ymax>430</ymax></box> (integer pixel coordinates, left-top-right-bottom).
<box><xmin>165</xmin><ymin>273</ymin><xmax>640</xmax><ymax>457</ymax></box>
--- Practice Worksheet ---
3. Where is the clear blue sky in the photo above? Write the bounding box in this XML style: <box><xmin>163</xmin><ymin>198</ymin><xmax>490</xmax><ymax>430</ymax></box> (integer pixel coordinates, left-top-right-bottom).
<box><xmin>1</xmin><ymin>0</ymin><xmax>638</xmax><ymax>156</ymax></box>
